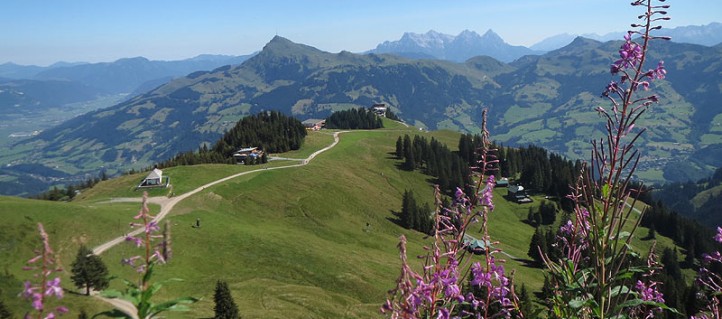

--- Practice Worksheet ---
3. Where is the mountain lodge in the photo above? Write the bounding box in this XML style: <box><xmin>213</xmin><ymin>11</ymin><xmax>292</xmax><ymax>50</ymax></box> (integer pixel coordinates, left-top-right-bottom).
<box><xmin>138</xmin><ymin>168</ymin><xmax>169</xmax><ymax>188</ymax></box>
<box><xmin>507</xmin><ymin>185</ymin><xmax>532</xmax><ymax>203</ymax></box>
<box><xmin>233</xmin><ymin>147</ymin><xmax>263</xmax><ymax>164</ymax></box>
<box><xmin>370</xmin><ymin>103</ymin><xmax>387</xmax><ymax>117</ymax></box>
<box><xmin>302</xmin><ymin>119</ymin><xmax>325</xmax><ymax>131</ymax></box>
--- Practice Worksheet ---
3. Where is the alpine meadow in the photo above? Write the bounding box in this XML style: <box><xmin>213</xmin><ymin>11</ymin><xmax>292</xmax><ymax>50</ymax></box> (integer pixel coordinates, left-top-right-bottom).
<box><xmin>4</xmin><ymin>1</ymin><xmax>722</xmax><ymax>318</ymax></box>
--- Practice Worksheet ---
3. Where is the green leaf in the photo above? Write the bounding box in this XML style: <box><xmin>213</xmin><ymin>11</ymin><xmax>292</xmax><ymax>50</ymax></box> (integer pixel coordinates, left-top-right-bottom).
<box><xmin>602</xmin><ymin>184</ymin><xmax>611</xmax><ymax>198</ymax></box>
<box><xmin>568</xmin><ymin>298</ymin><xmax>586</xmax><ymax>309</ymax></box>
<box><xmin>142</xmin><ymin>262</ymin><xmax>156</xmax><ymax>285</ymax></box>
<box><xmin>609</xmin><ymin>285</ymin><xmax>631</xmax><ymax>297</ymax></box>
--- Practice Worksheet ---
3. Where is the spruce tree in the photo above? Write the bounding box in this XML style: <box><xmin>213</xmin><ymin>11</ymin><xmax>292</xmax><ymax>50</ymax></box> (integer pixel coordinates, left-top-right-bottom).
<box><xmin>540</xmin><ymin>276</ymin><xmax>555</xmax><ymax>305</ymax></box>
<box><xmin>528</xmin><ymin>228</ymin><xmax>547</xmax><ymax>266</ymax></box>
<box><xmin>70</xmin><ymin>245</ymin><xmax>110</xmax><ymax>295</ymax></box>
<box><xmin>78</xmin><ymin>309</ymin><xmax>89</xmax><ymax>319</ymax></box>
<box><xmin>395</xmin><ymin>136</ymin><xmax>404</xmax><ymax>159</ymax></box>
<box><xmin>401</xmin><ymin>190</ymin><xmax>412</xmax><ymax>228</ymax></box>
<box><xmin>213</xmin><ymin>280</ymin><xmax>240</xmax><ymax>319</ymax></box>
<box><xmin>517</xmin><ymin>284</ymin><xmax>533</xmax><ymax>317</ymax></box>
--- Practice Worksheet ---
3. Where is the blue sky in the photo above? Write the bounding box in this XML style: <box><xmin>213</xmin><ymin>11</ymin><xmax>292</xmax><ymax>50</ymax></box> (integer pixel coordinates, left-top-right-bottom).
<box><xmin>1</xmin><ymin>0</ymin><xmax>719</xmax><ymax>66</ymax></box>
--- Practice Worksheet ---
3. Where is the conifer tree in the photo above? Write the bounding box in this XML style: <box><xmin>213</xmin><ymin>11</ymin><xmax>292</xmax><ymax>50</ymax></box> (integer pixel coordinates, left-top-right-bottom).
<box><xmin>528</xmin><ymin>227</ymin><xmax>547</xmax><ymax>266</ymax></box>
<box><xmin>395</xmin><ymin>136</ymin><xmax>404</xmax><ymax>159</ymax></box>
<box><xmin>78</xmin><ymin>309</ymin><xmax>89</xmax><ymax>319</ymax></box>
<box><xmin>541</xmin><ymin>276</ymin><xmax>555</xmax><ymax>306</ymax></box>
<box><xmin>517</xmin><ymin>283</ymin><xmax>533</xmax><ymax>317</ymax></box>
<box><xmin>70</xmin><ymin>245</ymin><xmax>109</xmax><ymax>295</ymax></box>
<box><xmin>213</xmin><ymin>280</ymin><xmax>240</xmax><ymax>319</ymax></box>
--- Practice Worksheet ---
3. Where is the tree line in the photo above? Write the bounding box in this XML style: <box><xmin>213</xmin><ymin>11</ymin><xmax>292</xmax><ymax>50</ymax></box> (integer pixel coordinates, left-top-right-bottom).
<box><xmin>157</xmin><ymin>111</ymin><xmax>304</xmax><ymax>168</ymax></box>
<box><xmin>395</xmin><ymin>134</ymin><xmax>472</xmax><ymax>196</ymax></box>
<box><xmin>651</xmin><ymin>165</ymin><xmax>722</xmax><ymax>228</ymax></box>
<box><xmin>32</xmin><ymin>171</ymin><xmax>109</xmax><ymax>201</ymax></box>
<box><xmin>324</xmin><ymin>108</ymin><xmax>383</xmax><ymax>129</ymax></box>
<box><xmin>458</xmin><ymin>134</ymin><xmax>581</xmax><ymax>211</ymax></box>
<box><xmin>399</xmin><ymin>190</ymin><xmax>434</xmax><ymax>234</ymax></box>
<box><xmin>214</xmin><ymin>111</ymin><xmax>307</xmax><ymax>156</ymax></box>
<box><xmin>640</xmin><ymin>200</ymin><xmax>720</xmax><ymax>265</ymax></box>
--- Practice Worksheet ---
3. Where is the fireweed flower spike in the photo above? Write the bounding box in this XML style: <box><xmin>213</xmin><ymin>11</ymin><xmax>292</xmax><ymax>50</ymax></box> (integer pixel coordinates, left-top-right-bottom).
<box><xmin>542</xmin><ymin>1</ymin><xmax>675</xmax><ymax>318</ymax></box>
<box><xmin>691</xmin><ymin>226</ymin><xmax>722</xmax><ymax>318</ymax></box>
<box><xmin>383</xmin><ymin>110</ymin><xmax>521</xmax><ymax>318</ymax></box>
<box><xmin>22</xmin><ymin>223</ymin><xmax>67</xmax><ymax>319</ymax></box>
<box><xmin>101</xmin><ymin>192</ymin><xmax>197</xmax><ymax>318</ymax></box>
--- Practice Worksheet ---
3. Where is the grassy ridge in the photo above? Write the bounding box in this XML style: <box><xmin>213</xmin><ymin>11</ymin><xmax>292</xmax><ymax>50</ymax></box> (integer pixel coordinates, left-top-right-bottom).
<box><xmin>0</xmin><ymin>196</ymin><xmax>159</xmax><ymax>316</ymax></box>
<box><xmin>0</xmin><ymin>123</ymin><xmax>687</xmax><ymax>318</ymax></box>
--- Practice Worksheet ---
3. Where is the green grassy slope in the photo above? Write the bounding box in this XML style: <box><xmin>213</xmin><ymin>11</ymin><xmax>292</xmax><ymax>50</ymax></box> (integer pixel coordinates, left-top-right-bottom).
<box><xmin>0</xmin><ymin>124</ymin><xmax>688</xmax><ymax>318</ymax></box>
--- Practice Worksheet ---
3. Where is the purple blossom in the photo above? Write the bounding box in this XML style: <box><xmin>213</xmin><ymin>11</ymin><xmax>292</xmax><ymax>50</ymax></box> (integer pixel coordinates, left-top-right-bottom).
<box><xmin>31</xmin><ymin>292</ymin><xmax>43</xmax><ymax>311</ymax></box>
<box><xmin>437</xmin><ymin>307</ymin><xmax>450</xmax><ymax>319</ymax></box>
<box><xmin>22</xmin><ymin>223</ymin><xmax>65</xmax><ymax>318</ymax></box>
<box><xmin>647</xmin><ymin>60</ymin><xmax>666</xmax><ymax>80</ymax></box>
<box><xmin>44</xmin><ymin>277</ymin><xmax>63</xmax><ymax>298</ymax></box>
<box><xmin>611</xmin><ymin>32</ymin><xmax>643</xmax><ymax>74</ymax></box>
<box><xmin>146</xmin><ymin>221</ymin><xmax>160</xmax><ymax>234</ymax></box>
<box><xmin>122</xmin><ymin>193</ymin><xmax>172</xmax><ymax>275</ymax></box>
<box><xmin>470</xmin><ymin>262</ymin><xmax>491</xmax><ymax>288</ymax></box>
<box><xmin>703</xmin><ymin>251</ymin><xmax>722</xmax><ymax>263</ymax></box>
<box><xmin>480</xmin><ymin>175</ymin><xmax>495</xmax><ymax>211</ymax></box>
<box><xmin>635</xmin><ymin>280</ymin><xmax>664</xmax><ymax>303</ymax></box>
<box><xmin>121</xmin><ymin>255</ymin><xmax>141</xmax><ymax>267</ymax></box>
<box><xmin>454</xmin><ymin>187</ymin><xmax>464</xmax><ymax>201</ymax></box>
<box><xmin>715</xmin><ymin>226</ymin><xmax>722</xmax><ymax>243</ymax></box>
<box><xmin>125</xmin><ymin>235</ymin><xmax>143</xmax><ymax>247</ymax></box>
<box><xmin>560</xmin><ymin>220</ymin><xmax>574</xmax><ymax>236</ymax></box>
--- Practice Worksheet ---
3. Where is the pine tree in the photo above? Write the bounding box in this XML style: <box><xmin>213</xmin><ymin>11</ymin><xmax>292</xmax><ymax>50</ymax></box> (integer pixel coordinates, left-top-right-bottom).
<box><xmin>646</xmin><ymin>224</ymin><xmax>656</xmax><ymax>239</ymax></box>
<box><xmin>395</xmin><ymin>136</ymin><xmax>404</xmax><ymax>159</ymax></box>
<box><xmin>517</xmin><ymin>284</ymin><xmax>533</xmax><ymax>317</ymax></box>
<box><xmin>418</xmin><ymin>202</ymin><xmax>433</xmax><ymax>234</ymax></box>
<box><xmin>78</xmin><ymin>309</ymin><xmax>89</xmax><ymax>319</ymax></box>
<box><xmin>213</xmin><ymin>280</ymin><xmax>240</xmax><ymax>319</ymax></box>
<box><xmin>541</xmin><ymin>276</ymin><xmax>555</xmax><ymax>306</ymax></box>
<box><xmin>401</xmin><ymin>190</ymin><xmax>412</xmax><ymax>228</ymax></box>
<box><xmin>528</xmin><ymin>228</ymin><xmax>547</xmax><ymax>266</ymax></box>
<box><xmin>70</xmin><ymin>245</ymin><xmax>110</xmax><ymax>295</ymax></box>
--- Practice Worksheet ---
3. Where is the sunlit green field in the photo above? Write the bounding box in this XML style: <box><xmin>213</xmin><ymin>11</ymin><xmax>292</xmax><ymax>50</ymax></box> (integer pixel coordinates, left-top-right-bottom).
<box><xmin>0</xmin><ymin>120</ymin><xmax>687</xmax><ymax>318</ymax></box>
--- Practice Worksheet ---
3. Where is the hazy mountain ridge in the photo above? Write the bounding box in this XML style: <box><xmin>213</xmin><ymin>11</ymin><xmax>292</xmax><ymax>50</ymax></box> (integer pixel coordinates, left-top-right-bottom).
<box><xmin>531</xmin><ymin>22</ymin><xmax>722</xmax><ymax>52</ymax></box>
<box><xmin>34</xmin><ymin>54</ymin><xmax>255</xmax><ymax>94</ymax></box>
<box><xmin>3</xmin><ymin>35</ymin><xmax>722</xmax><ymax>195</ymax></box>
<box><xmin>371</xmin><ymin>29</ymin><xmax>541</xmax><ymax>63</ymax></box>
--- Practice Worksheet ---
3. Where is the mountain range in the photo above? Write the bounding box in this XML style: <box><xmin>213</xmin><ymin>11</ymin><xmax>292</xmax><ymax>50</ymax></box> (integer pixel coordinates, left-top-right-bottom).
<box><xmin>371</xmin><ymin>23</ymin><xmax>722</xmax><ymax>63</ymax></box>
<box><xmin>370</xmin><ymin>29</ymin><xmax>541</xmax><ymax>63</ymax></box>
<box><xmin>2</xmin><ymin>34</ymin><xmax>720</xmax><ymax>197</ymax></box>
<box><xmin>531</xmin><ymin>22</ymin><xmax>722</xmax><ymax>51</ymax></box>
<box><xmin>1</xmin><ymin>54</ymin><xmax>254</xmax><ymax>94</ymax></box>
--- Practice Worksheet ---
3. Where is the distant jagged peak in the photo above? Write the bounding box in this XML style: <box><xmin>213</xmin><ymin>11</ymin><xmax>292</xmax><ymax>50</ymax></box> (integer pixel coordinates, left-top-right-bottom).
<box><xmin>399</xmin><ymin>30</ymin><xmax>453</xmax><ymax>48</ymax></box>
<box><xmin>480</xmin><ymin>29</ymin><xmax>504</xmax><ymax>43</ymax></box>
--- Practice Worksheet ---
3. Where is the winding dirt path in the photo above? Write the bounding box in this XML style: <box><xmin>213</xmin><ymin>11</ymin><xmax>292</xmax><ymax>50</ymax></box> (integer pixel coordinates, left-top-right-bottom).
<box><xmin>92</xmin><ymin>131</ymin><xmax>344</xmax><ymax>255</ymax></box>
<box><xmin>90</xmin><ymin>131</ymin><xmax>345</xmax><ymax>317</ymax></box>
